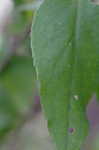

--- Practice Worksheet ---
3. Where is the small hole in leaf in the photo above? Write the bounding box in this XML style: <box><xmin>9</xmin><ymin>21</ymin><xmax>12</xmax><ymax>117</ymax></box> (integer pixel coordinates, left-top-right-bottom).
<box><xmin>68</xmin><ymin>128</ymin><xmax>75</xmax><ymax>134</ymax></box>
<box><xmin>91</xmin><ymin>0</ymin><xmax>99</xmax><ymax>5</ymax></box>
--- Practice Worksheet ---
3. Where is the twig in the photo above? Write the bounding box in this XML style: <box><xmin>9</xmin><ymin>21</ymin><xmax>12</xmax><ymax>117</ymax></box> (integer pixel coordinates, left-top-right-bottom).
<box><xmin>0</xmin><ymin>24</ymin><xmax>31</xmax><ymax>72</ymax></box>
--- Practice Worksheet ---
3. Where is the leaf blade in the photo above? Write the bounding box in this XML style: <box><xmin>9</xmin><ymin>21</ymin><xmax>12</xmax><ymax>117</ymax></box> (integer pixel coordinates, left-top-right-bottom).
<box><xmin>31</xmin><ymin>0</ymin><xmax>99</xmax><ymax>150</ymax></box>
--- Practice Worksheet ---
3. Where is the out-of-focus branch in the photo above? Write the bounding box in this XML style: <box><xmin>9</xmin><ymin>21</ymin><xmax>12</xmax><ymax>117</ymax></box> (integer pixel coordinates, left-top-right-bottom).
<box><xmin>17</xmin><ymin>0</ymin><xmax>44</xmax><ymax>12</ymax></box>
<box><xmin>91</xmin><ymin>0</ymin><xmax>99</xmax><ymax>4</ymax></box>
<box><xmin>0</xmin><ymin>24</ymin><xmax>31</xmax><ymax>72</ymax></box>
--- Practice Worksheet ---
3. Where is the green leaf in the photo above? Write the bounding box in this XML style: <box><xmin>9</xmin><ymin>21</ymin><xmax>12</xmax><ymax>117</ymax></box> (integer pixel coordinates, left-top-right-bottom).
<box><xmin>31</xmin><ymin>0</ymin><xmax>99</xmax><ymax>150</ymax></box>
<box><xmin>11</xmin><ymin>0</ymin><xmax>34</xmax><ymax>35</ymax></box>
<box><xmin>0</xmin><ymin>86</ymin><xmax>18</xmax><ymax>139</ymax></box>
<box><xmin>0</xmin><ymin>56</ymin><xmax>36</xmax><ymax>139</ymax></box>
<box><xmin>0</xmin><ymin>56</ymin><xmax>35</xmax><ymax>114</ymax></box>
<box><xmin>14</xmin><ymin>0</ymin><xmax>33</xmax><ymax>6</ymax></box>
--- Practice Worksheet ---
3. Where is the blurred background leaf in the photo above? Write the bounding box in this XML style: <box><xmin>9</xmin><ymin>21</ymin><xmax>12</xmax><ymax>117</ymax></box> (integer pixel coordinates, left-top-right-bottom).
<box><xmin>0</xmin><ymin>56</ymin><xmax>36</xmax><ymax>114</ymax></box>
<box><xmin>0</xmin><ymin>55</ymin><xmax>36</xmax><ymax>139</ymax></box>
<box><xmin>0</xmin><ymin>0</ymin><xmax>54</xmax><ymax>150</ymax></box>
<box><xmin>0</xmin><ymin>0</ymin><xmax>36</xmax><ymax>139</ymax></box>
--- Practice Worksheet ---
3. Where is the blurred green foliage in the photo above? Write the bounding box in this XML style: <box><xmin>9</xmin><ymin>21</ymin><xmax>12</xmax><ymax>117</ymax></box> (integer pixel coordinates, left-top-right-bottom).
<box><xmin>0</xmin><ymin>0</ymin><xmax>36</xmax><ymax>139</ymax></box>
<box><xmin>0</xmin><ymin>1</ymin><xmax>54</xmax><ymax>150</ymax></box>
<box><xmin>14</xmin><ymin>0</ymin><xmax>34</xmax><ymax>6</ymax></box>
<box><xmin>0</xmin><ymin>56</ymin><xmax>35</xmax><ymax>114</ymax></box>
<box><xmin>0</xmin><ymin>55</ymin><xmax>36</xmax><ymax>138</ymax></box>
